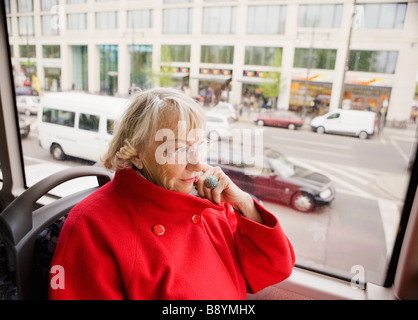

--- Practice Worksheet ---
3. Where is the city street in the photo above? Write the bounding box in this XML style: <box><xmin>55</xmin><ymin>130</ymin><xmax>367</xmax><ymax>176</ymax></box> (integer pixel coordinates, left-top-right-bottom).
<box><xmin>20</xmin><ymin>113</ymin><xmax>417</xmax><ymax>285</ymax></box>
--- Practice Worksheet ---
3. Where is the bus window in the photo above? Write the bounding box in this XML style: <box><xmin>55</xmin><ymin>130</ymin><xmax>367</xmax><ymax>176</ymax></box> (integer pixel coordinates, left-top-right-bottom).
<box><xmin>42</xmin><ymin>108</ymin><xmax>75</xmax><ymax>128</ymax></box>
<box><xmin>1</xmin><ymin>0</ymin><xmax>417</xmax><ymax>301</ymax></box>
<box><xmin>79</xmin><ymin>113</ymin><xmax>99</xmax><ymax>132</ymax></box>
<box><xmin>107</xmin><ymin>119</ymin><xmax>115</xmax><ymax>135</ymax></box>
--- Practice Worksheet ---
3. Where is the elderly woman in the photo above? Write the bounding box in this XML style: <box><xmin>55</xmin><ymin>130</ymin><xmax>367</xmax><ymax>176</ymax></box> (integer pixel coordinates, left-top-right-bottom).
<box><xmin>49</xmin><ymin>87</ymin><xmax>295</xmax><ymax>300</ymax></box>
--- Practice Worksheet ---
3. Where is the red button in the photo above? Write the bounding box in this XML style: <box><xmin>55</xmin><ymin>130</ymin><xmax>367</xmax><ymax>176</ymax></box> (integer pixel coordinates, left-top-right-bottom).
<box><xmin>191</xmin><ymin>214</ymin><xmax>201</xmax><ymax>224</ymax></box>
<box><xmin>152</xmin><ymin>224</ymin><xmax>165</xmax><ymax>235</ymax></box>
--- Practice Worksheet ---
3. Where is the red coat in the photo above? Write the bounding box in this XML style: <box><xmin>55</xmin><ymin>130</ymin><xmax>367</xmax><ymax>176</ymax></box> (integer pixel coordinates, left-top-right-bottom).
<box><xmin>49</xmin><ymin>168</ymin><xmax>295</xmax><ymax>300</ymax></box>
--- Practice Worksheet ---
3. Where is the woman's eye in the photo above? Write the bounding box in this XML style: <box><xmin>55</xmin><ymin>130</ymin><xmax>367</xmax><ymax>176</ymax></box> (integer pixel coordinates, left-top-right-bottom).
<box><xmin>176</xmin><ymin>146</ymin><xmax>188</xmax><ymax>153</ymax></box>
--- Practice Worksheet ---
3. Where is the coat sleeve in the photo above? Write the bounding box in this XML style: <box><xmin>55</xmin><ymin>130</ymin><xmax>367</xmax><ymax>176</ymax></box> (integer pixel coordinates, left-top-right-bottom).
<box><xmin>226</xmin><ymin>200</ymin><xmax>295</xmax><ymax>294</ymax></box>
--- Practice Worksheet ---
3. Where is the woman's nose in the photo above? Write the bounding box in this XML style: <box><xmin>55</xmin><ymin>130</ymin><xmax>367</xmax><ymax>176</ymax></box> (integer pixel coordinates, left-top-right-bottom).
<box><xmin>186</xmin><ymin>151</ymin><xmax>205</xmax><ymax>171</ymax></box>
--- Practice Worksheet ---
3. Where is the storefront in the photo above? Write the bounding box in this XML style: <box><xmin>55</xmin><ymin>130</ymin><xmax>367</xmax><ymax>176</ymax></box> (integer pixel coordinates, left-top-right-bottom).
<box><xmin>240</xmin><ymin>70</ymin><xmax>281</xmax><ymax>110</ymax></box>
<box><xmin>343</xmin><ymin>76</ymin><xmax>392</xmax><ymax>114</ymax></box>
<box><xmin>194</xmin><ymin>68</ymin><xmax>232</xmax><ymax>106</ymax></box>
<box><xmin>160</xmin><ymin>66</ymin><xmax>190</xmax><ymax>89</ymax></box>
<box><xmin>290</xmin><ymin>72</ymin><xmax>333</xmax><ymax>116</ymax></box>
<box><xmin>43</xmin><ymin>67</ymin><xmax>61</xmax><ymax>91</ymax></box>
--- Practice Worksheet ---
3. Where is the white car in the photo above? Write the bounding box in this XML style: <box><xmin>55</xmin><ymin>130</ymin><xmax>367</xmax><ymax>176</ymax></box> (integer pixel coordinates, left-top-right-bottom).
<box><xmin>205</xmin><ymin>112</ymin><xmax>232</xmax><ymax>140</ymax></box>
<box><xmin>16</xmin><ymin>95</ymin><xmax>41</xmax><ymax>116</ymax></box>
<box><xmin>210</xmin><ymin>102</ymin><xmax>238</xmax><ymax>122</ymax></box>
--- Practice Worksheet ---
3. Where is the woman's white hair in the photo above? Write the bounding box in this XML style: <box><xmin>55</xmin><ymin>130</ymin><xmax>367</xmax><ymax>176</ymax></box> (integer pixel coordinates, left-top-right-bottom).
<box><xmin>102</xmin><ymin>87</ymin><xmax>206</xmax><ymax>171</ymax></box>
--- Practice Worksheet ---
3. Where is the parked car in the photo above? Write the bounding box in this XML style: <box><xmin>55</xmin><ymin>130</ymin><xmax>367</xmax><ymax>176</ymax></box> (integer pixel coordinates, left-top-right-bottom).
<box><xmin>210</xmin><ymin>102</ymin><xmax>238</xmax><ymax>122</ymax></box>
<box><xmin>16</xmin><ymin>95</ymin><xmax>41</xmax><ymax>116</ymax></box>
<box><xmin>205</xmin><ymin>112</ymin><xmax>232</xmax><ymax>140</ymax></box>
<box><xmin>19</xmin><ymin>115</ymin><xmax>30</xmax><ymax>138</ymax></box>
<box><xmin>15</xmin><ymin>86</ymin><xmax>39</xmax><ymax>96</ymax></box>
<box><xmin>255</xmin><ymin>110</ymin><xmax>304</xmax><ymax>130</ymax></box>
<box><xmin>310</xmin><ymin>109</ymin><xmax>377</xmax><ymax>139</ymax></box>
<box><xmin>208</xmin><ymin>144</ymin><xmax>335</xmax><ymax>212</ymax></box>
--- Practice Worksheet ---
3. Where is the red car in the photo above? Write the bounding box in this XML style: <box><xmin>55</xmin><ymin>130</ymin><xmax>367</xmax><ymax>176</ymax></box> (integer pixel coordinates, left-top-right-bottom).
<box><xmin>255</xmin><ymin>110</ymin><xmax>304</xmax><ymax>130</ymax></box>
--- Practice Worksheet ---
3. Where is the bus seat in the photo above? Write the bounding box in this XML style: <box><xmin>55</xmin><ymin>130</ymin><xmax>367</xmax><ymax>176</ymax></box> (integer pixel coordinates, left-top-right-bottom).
<box><xmin>0</xmin><ymin>166</ymin><xmax>113</xmax><ymax>300</ymax></box>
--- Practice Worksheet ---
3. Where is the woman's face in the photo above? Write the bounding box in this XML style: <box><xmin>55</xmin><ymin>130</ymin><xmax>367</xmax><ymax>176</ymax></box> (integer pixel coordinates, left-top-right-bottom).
<box><xmin>139</xmin><ymin>120</ymin><xmax>207</xmax><ymax>194</ymax></box>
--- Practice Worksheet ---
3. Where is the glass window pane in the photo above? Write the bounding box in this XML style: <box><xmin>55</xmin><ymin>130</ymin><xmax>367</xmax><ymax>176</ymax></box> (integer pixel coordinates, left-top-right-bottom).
<box><xmin>79</xmin><ymin>113</ymin><xmax>99</xmax><ymax>132</ymax></box>
<box><xmin>248</xmin><ymin>5</ymin><xmax>286</xmax><ymax>34</ymax></box>
<box><xmin>96</xmin><ymin>11</ymin><xmax>118</xmax><ymax>29</ymax></box>
<box><xmin>394</xmin><ymin>4</ymin><xmax>407</xmax><ymax>29</ymax></box>
<box><xmin>163</xmin><ymin>8</ymin><xmax>192</xmax><ymax>34</ymax></box>
<box><xmin>68</xmin><ymin>13</ymin><xmax>87</xmax><ymax>30</ymax></box>
<box><xmin>363</xmin><ymin>4</ymin><xmax>380</xmax><ymax>29</ymax></box>
<box><xmin>18</xmin><ymin>16</ymin><xmax>35</xmax><ymax>36</ymax></box>
<box><xmin>378</xmin><ymin>4</ymin><xmax>396</xmax><ymax>29</ymax></box>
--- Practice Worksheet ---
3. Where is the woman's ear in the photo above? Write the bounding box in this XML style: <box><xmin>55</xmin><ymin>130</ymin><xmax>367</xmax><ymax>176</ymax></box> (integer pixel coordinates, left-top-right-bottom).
<box><xmin>132</xmin><ymin>157</ymin><xmax>143</xmax><ymax>169</ymax></box>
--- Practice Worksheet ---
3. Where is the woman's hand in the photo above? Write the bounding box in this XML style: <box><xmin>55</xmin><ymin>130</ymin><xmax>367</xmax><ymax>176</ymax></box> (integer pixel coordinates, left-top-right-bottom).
<box><xmin>195</xmin><ymin>164</ymin><xmax>264</xmax><ymax>224</ymax></box>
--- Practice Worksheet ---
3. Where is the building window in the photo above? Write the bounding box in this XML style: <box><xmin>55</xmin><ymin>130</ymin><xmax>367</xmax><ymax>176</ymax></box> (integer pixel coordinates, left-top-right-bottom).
<box><xmin>354</xmin><ymin>3</ymin><xmax>407</xmax><ymax>29</ymax></box>
<box><xmin>163</xmin><ymin>8</ymin><xmax>193</xmax><ymax>34</ymax></box>
<box><xmin>7</xmin><ymin>17</ymin><xmax>12</xmax><ymax>36</ymax></box>
<box><xmin>247</xmin><ymin>5</ymin><xmax>286</xmax><ymax>34</ymax></box>
<box><xmin>72</xmin><ymin>45</ymin><xmax>88</xmax><ymax>90</ymax></box>
<box><xmin>43</xmin><ymin>45</ymin><xmax>61</xmax><ymax>58</ymax></box>
<box><xmin>17</xmin><ymin>0</ymin><xmax>33</xmax><ymax>13</ymax></box>
<box><xmin>41</xmin><ymin>0</ymin><xmax>59</xmax><ymax>11</ymax></box>
<box><xmin>68</xmin><ymin>13</ymin><xmax>87</xmax><ymax>30</ymax></box>
<box><xmin>19</xmin><ymin>45</ymin><xmax>36</xmax><ymax>58</ymax></box>
<box><xmin>42</xmin><ymin>15</ymin><xmax>60</xmax><ymax>35</ymax></box>
<box><xmin>349</xmin><ymin>50</ymin><xmax>398</xmax><ymax>74</ymax></box>
<box><xmin>5</xmin><ymin>0</ymin><xmax>11</xmax><ymax>13</ymax></box>
<box><xmin>202</xmin><ymin>6</ymin><xmax>236</xmax><ymax>34</ymax></box>
<box><xmin>44</xmin><ymin>67</ymin><xmax>61</xmax><ymax>91</ymax></box>
<box><xmin>161</xmin><ymin>45</ymin><xmax>191</xmax><ymax>62</ymax></box>
<box><xmin>245</xmin><ymin>47</ymin><xmax>282</xmax><ymax>66</ymax></box>
<box><xmin>127</xmin><ymin>10</ymin><xmax>153</xmax><ymax>29</ymax></box>
<box><xmin>96</xmin><ymin>11</ymin><xmax>118</xmax><ymax>29</ymax></box>
<box><xmin>99</xmin><ymin>45</ymin><xmax>118</xmax><ymax>95</ymax></box>
<box><xmin>294</xmin><ymin>48</ymin><xmax>337</xmax><ymax>70</ymax></box>
<box><xmin>130</xmin><ymin>45</ymin><xmax>153</xmax><ymax>89</ymax></box>
<box><xmin>18</xmin><ymin>16</ymin><xmax>35</xmax><ymax>36</ymax></box>
<box><xmin>201</xmin><ymin>45</ymin><xmax>234</xmax><ymax>64</ymax></box>
<box><xmin>298</xmin><ymin>4</ymin><xmax>343</xmax><ymax>28</ymax></box>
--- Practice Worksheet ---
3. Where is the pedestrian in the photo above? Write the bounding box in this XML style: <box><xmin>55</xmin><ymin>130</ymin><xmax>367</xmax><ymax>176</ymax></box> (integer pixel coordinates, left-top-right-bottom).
<box><xmin>49</xmin><ymin>87</ymin><xmax>295</xmax><ymax>300</ymax></box>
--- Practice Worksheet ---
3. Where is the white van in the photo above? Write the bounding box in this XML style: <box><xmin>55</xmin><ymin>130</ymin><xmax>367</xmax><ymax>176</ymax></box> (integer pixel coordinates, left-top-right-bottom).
<box><xmin>310</xmin><ymin>109</ymin><xmax>377</xmax><ymax>139</ymax></box>
<box><xmin>38</xmin><ymin>92</ymin><xmax>130</xmax><ymax>162</ymax></box>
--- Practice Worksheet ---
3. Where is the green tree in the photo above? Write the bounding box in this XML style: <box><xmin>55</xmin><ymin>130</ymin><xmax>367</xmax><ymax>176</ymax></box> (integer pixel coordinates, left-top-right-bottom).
<box><xmin>158</xmin><ymin>45</ymin><xmax>175</xmax><ymax>87</ymax></box>
<box><xmin>258</xmin><ymin>49</ymin><xmax>284</xmax><ymax>107</ymax></box>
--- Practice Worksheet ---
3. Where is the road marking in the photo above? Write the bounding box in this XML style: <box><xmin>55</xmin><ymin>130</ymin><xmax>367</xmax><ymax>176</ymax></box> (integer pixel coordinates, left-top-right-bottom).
<box><xmin>312</xmin><ymin>162</ymin><xmax>370</xmax><ymax>186</ymax></box>
<box><xmin>271</xmin><ymin>136</ymin><xmax>351</xmax><ymax>150</ymax></box>
<box><xmin>285</xmin><ymin>146</ymin><xmax>353</xmax><ymax>158</ymax></box>
<box><xmin>289</xmin><ymin>158</ymin><xmax>375</xmax><ymax>199</ymax></box>
<box><xmin>390</xmin><ymin>137</ymin><xmax>409</xmax><ymax>162</ymax></box>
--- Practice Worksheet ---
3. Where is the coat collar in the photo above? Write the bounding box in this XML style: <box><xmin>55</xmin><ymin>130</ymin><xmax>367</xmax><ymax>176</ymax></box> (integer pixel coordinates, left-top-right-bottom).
<box><xmin>113</xmin><ymin>168</ymin><xmax>224</xmax><ymax>216</ymax></box>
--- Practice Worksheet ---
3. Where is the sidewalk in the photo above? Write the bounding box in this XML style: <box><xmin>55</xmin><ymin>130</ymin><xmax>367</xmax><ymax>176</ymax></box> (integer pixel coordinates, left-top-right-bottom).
<box><xmin>375</xmin><ymin>173</ymin><xmax>410</xmax><ymax>202</ymax></box>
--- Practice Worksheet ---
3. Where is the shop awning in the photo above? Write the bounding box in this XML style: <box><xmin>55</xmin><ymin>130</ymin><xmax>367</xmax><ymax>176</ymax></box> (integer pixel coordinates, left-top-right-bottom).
<box><xmin>172</xmin><ymin>72</ymin><xmax>190</xmax><ymax>80</ymax></box>
<box><xmin>238</xmin><ymin>77</ymin><xmax>276</xmax><ymax>85</ymax></box>
<box><xmin>192</xmin><ymin>74</ymin><xmax>232</xmax><ymax>83</ymax></box>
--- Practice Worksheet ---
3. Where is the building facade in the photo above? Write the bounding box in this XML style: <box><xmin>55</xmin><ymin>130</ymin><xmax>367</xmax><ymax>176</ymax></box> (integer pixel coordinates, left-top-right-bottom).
<box><xmin>5</xmin><ymin>0</ymin><xmax>418</xmax><ymax>124</ymax></box>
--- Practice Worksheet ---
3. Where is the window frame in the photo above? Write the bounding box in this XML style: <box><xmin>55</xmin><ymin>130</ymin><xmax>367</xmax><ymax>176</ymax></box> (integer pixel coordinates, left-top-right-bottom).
<box><xmin>0</xmin><ymin>0</ymin><xmax>417</xmax><ymax>301</ymax></box>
